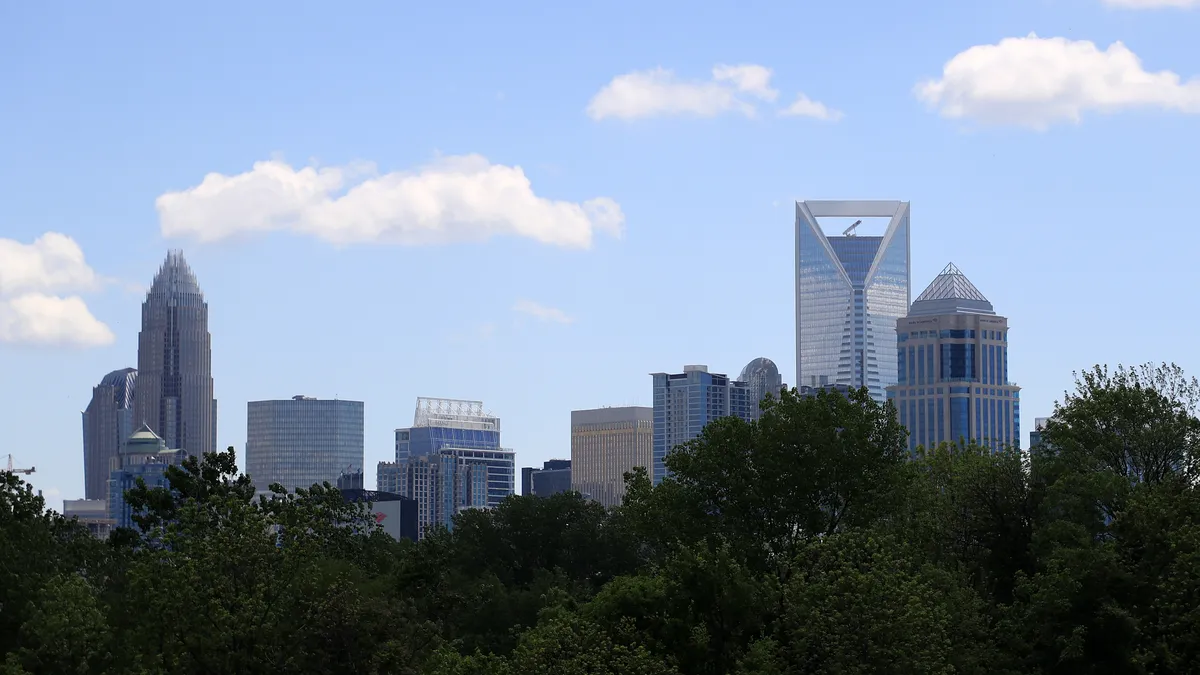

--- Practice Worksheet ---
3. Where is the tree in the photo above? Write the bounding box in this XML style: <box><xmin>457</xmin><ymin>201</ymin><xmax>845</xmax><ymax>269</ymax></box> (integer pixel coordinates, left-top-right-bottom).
<box><xmin>663</xmin><ymin>386</ymin><xmax>909</xmax><ymax>576</ymax></box>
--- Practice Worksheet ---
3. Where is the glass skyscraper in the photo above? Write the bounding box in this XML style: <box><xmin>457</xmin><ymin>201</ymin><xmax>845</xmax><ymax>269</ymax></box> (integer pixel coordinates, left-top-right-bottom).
<box><xmin>389</xmin><ymin>397</ymin><xmax>515</xmax><ymax>538</ymax></box>
<box><xmin>795</xmin><ymin>200</ymin><xmax>911</xmax><ymax>403</ymax></box>
<box><xmin>651</xmin><ymin>364</ymin><xmax>764</xmax><ymax>485</ymax></box>
<box><xmin>245</xmin><ymin>396</ymin><xmax>365</xmax><ymax>493</ymax></box>
<box><xmin>886</xmin><ymin>263</ymin><xmax>1021</xmax><ymax>451</ymax></box>
<box><xmin>134</xmin><ymin>251</ymin><xmax>216</xmax><ymax>458</ymax></box>
<box><xmin>82</xmin><ymin>367</ymin><xmax>137</xmax><ymax>500</ymax></box>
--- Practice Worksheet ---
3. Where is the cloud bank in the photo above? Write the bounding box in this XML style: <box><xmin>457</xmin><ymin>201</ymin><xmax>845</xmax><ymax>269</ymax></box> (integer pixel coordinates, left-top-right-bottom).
<box><xmin>0</xmin><ymin>233</ymin><xmax>113</xmax><ymax>347</ymax></box>
<box><xmin>916</xmin><ymin>33</ymin><xmax>1200</xmax><ymax>129</ymax></box>
<box><xmin>587</xmin><ymin>64</ymin><xmax>839</xmax><ymax>121</ymax></box>
<box><xmin>156</xmin><ymin>155</ymin><xmax>625</xmax><ymax>249</ymax></box>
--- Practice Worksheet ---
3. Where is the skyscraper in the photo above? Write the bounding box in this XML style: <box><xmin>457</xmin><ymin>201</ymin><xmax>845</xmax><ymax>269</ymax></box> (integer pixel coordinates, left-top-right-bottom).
<box><xmin>245</xmin><ymin>396</ymin><xmax>365</xmax><ymax>493</ymax></box>
<box><xmin>570</xmin><ymin>406</ymin><xmax>653</xmax><ymax>507</ymax></box>
<box><xmin>392</xmin><ymin>397</ymin><xmax>516</xmax><ymax>534</ymax></box>
<box><xmin>81</xmin><ymin>367</ymin><xmax>137</xmax><ymax>500</ymax></box>
<box><xmin>651</xmin><ymin>365</ymin><xmax>758</xmax><ymax>485</ymax></box>
<box><xmin>796</xmin><ymin>200</ymin><xmax>911</xmax><ymax>403</ymax></box>
<box><xmin>886</xmin><ymin>263</ymin><xmax>1021</xmax><ymax>451</ymax></box>
<box><xmin>738</xmin><ymin>357</ymin><xmax>787</xmax><ymax>421</ymax></box>
<box><xmin>133</xmin><ymin>251</ymin><xmax>216</xmax><ymax>457</ymax></box>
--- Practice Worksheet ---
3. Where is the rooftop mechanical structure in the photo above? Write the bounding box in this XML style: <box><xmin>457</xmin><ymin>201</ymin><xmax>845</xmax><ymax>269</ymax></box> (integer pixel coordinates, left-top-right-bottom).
<box><xmin>412</xmin><ymin>397</ymin><xmax>500</xmax><ymax>431</ymax></box>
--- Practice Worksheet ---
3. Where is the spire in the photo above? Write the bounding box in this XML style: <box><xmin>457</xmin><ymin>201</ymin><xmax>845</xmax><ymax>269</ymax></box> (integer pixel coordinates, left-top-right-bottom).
<box><xmin>909</xmin><ymin>263</ymin><xmax>995</xmax><ymax>317</ymax></box>
<box><xmin>148</xmin><ymin>250</ymin><xmax>202</xmax><ymax>297</ymax></box>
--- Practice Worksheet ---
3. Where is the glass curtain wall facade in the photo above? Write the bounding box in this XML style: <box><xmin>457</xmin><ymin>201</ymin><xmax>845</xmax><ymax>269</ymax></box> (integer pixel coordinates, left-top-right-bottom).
<box><xmin>245</xmin><ymin>396</ymin><xmax>365</xmax><ymax>493</ymax></box>
<box><xmin>886</xmin><ymin>263</ymin><xmax>1021</xmax><ymax>452</ymax></box>
<box><xmin>82</xmin><ymin>367</ymin><xmax>137</xmax><ymax>500</ymax></box>
<box><xmin>796</xmin><ymin>201</ymin><xmax>911</xmax><ymax>403</ymax></box>
<box><xmin>134</xmin><ymin>251</ymin><xmax>217</xmax><ymax>458</ymax></box>
<box><xmin>570</xmin><ymin>406</ymin><xmax>653</xmax><ymax>507</ymax></box>
<box><xmin>525</xmin><ymin>459</ymin><xmax>571</xmax><ymax>497</ymax></box>
<box><xmin>651</xmin><ymin>365</ymin><xmax>757</xmax><ymax>485</ymax></box>
<box><xmin>391</xmin><ymin>397</ymin><xmax>514</xmax><ymax>538</ymax></box>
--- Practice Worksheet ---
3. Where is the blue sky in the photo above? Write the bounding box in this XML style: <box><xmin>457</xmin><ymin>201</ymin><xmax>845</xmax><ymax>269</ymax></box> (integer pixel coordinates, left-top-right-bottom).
<box><xmin>4</xmin><ymin>0</ymin><xmax>1200</xmax><ymax>503</ymax></box>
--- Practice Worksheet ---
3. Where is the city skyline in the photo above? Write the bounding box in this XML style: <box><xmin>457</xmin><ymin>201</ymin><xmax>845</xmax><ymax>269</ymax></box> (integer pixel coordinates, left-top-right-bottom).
<box><xmin>6</xmin><ymin>1</ymin><xmax>1200</xmax><ymax>501</ymax></box>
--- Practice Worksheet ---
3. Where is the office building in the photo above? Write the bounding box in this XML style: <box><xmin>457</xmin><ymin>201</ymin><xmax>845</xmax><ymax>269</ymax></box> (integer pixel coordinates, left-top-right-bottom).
<box><xmin>81</xmin><ymin>367</ymin><xmax>137</xmax><ymax>500</ymax></box>
<box><xmin>398</xmin><ymin>450</ymin><xmax>494</xmax><ymax>539</ymax></box>
<box><xmin>245</xmin><ymin>396</ymin><xmax>364</xmax><ymax>493</ymax></box>
<box><xmin>377</xmin><ymin>461</ymin><xmax>402</xmax><ymax>494</ymax></box>
<box><xmin>523</xmin><ymin>459</ymin><xmax>571</xmax><ymax>497</ymax></box>
<box><xmin>651</xmin><ymin>365</ymin><xmax>760</xmax><ymax>485</ymax></box>
<box><xmin>739</xmin><ymin>357</ymin><xmax>787</xmax><ymax>420</ymax></box>
<box><xmin>340</xmin><ymin>489</ymin><xmax>418</xmax><ymax>542</ymax></box>
<box><xmin>570</xmin><ymin>406</ymin><xmax>653</xmax><ymax>507</ymax></box>
<box><xmin>134</xmin><ymin>251</ymin><xmax>217</xmax><ymax>458</ymax></box>
<box><xmin>392</xmin><ymin>397</ymin><xmax>515</xmax><ymax>538</ymax></box>
<box><xmin>886</xmin><ymin>263</ymin><xmax>1021</xmax><ymax>451</ymax></box>
<box><xmin>63</xmin><ymin>499</ymin><xmax>114</xmax><ymax>539</ymax></box>
<box><xmin>1029</xmin><ymin>417</ymin><xmax>1050</xmax><ymax>448</ymax></box>
<box><xmin>796</xmin><ymin>200</ymin><xmax>911</xmax><ymax>403</ymax></box>
<box><xmin>107</xmin><ymin>424</ymin><xmax>183</xmax><ymax>530</ymax></box>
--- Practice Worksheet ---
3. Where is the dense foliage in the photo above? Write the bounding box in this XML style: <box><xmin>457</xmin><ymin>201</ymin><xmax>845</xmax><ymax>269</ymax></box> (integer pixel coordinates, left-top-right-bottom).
<box><xmin>5</xmin><ymin>362</ymin><xmax>1200</xmax><ymax>674</ymax></box>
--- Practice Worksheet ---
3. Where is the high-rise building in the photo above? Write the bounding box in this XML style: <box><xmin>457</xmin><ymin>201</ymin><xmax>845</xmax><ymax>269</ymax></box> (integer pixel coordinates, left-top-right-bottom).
<box><xmin>1029</xmin><ymin>417</ymin><xmax>1050</xmax><ymax>448</ymax></box>
<box><xmin>796</xmin><ymin>200</ymin><xmax>911</xmax><ymax>403</ymax></box>
<box><xmin>738</xmin><ymin>357</ymin><xmax>787</xmax><ymax>421</ymax></box>
<box><xmin>391</xmin><ymin>397</ymin><xmax>515</xmax><ymax>538</ymax></box>
<box><xmin>886</xmin><ymin>263</ymin><xmax>1021</xmax><ymax>451</ymax></box>
<box><xmin>522</xmin><ymin>459</ymin><xmax>571</xmax><ymax>497</ymax></box>
<box><xmin>81</xmin><ymin>367</ymin><xmax>137</xmax><ymax>500</ymax></box>
<box><xmin>245</xmin><ymin>396</ymin><xmax>364</xmax><ymax>493</ymax></box>
<box><xmin>107</xmin><ymin>424</ymin><xmax>183</xmax><ymax>530</ymax></box>
<box><xmin>134</xmin><ymin>251</ymin><xmax>216</xmax><ymax>458</ymax></box>
<box><xmin>651</xmin><ymin>365</ymin><xmax>760</xmax><ymax>485</ymax></box>
<box><xmin>394</xmin><ymin>397</ymin><xmax>512</xmax><ymax>504</ymax></box>
<box><xmin>570</xmin><ymin>406</ymin><xmax>653</xmax><ymax>506</ymax></box>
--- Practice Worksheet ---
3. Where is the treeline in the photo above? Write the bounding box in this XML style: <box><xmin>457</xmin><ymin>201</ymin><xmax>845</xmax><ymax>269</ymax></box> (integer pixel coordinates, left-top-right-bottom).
<box><xmin>5</xmin><ymin>362</ymin><xmax>1200</xmax><ymax>674</ymax></box>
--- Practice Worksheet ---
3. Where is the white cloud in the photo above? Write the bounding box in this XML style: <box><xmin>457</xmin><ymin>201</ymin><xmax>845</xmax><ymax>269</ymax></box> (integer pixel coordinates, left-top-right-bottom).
<box><xmin>156</xmin><ymin>155</ymin><xmax>625</xmax><ymax>248</ymax></box>
<box><xmin>1102</xmin><ymin>0</ymin><xmax>1199</xmax><ymax>7</ymax></box>
<box><xmin>916</xmin><ymin>33</ymin><xmax>1200</xmax><ymax>129</ymax></box>
<box><xmin>0</xmin><ymin>293</ymin><xmax>115</xmax><ymax>347</ymax></box>
<box><xmin>513</xmin><ymin>299</ymin><xmax>573</xmax><ymax>324</ymax></box>
<box><xmin>779</xmin><ymin>94</ymin><xmax>844</xmax><ymax>121</ymax></box>
<box><xmin>587</xmin><ymin>64</ymin><xmax>780</xmax><ymax>120</ymax></box>
<box><xmin>0</xmin><ymin>232</ymin><xmax>99</xmax><ymax>295</ymax></box>
<box><xmin>0</xmin><ymin>233</ymin><xmax>112</xmax><ymax>347</ymax></box>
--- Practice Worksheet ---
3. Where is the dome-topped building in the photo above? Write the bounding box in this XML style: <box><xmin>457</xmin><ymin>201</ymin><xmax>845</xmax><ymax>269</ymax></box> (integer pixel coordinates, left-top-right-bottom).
<box><xmin>738</xmin><ymin>357</ymin><xmax>786</xmax><ymax>421</ymax></box>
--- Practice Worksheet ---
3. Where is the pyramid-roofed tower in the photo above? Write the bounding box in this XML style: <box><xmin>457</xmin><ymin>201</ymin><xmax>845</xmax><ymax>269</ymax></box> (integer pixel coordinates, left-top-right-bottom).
<box><xmin>908</xmin><ymin>263</ymin><xmax>994</xmax><ymax>317</ymax></box>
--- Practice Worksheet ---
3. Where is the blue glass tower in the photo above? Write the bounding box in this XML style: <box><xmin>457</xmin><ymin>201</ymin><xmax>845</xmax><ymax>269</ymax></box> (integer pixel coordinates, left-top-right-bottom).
<box><xmin>651</xmin><ymin>365</ymin><xmax>758</xmax><ymax>485</ymax></box>
<box><xmin>796</xmin><ymin>201</ymin><xmax>911</xmax><ymax>403</ymax></box>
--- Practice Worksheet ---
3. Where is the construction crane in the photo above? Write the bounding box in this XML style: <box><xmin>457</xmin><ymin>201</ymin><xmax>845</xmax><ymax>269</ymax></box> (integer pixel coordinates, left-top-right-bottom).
<box><xmin>843</xmin><ymin>219</ymin><xmax>863</xmax><ymax>237</ymax></box>
<box><xmin>5</xmin><ymin>454</ymin><xmax>35</xmax><ymax>475</ymax></box>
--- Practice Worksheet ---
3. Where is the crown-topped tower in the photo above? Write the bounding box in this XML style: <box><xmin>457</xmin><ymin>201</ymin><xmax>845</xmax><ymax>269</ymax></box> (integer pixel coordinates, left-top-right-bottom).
<box><xmin>133</xmin><ymin>251</ymin><xmax>216</xmax><ymax>458</ymax></box>
<box><xmin>887</xmin><ymin>262</ymin><xmax>1019</xmax><ymax>453</ymax></box>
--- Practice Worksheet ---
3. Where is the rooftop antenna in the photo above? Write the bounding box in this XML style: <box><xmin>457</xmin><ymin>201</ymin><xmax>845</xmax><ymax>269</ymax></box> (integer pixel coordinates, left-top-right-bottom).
<box><xmin>843</xmin><ymin>219</ymin><xmax>862</xmax><ymax>237</ymax></box>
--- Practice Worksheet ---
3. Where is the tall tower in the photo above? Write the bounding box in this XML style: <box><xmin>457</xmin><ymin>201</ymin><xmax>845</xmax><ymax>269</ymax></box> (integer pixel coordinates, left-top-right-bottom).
<box><xmin>81</xmin><ymin>367</ymin><xmax>137</xmax><ymax>500</ymax></box>
<box><xmin>134</xmin><ymin>251</ymin><xmax>216</xmax><ymax>457</ymax></box>
<box><xmin>885</xmin><ymin>263</ymin><xmax>1020</xmax><ymax>451</ymax></box>
<box><xmin>795</xmin><ymin>200</ymin><xmax>910</xmax><ymax>403</ymax></box>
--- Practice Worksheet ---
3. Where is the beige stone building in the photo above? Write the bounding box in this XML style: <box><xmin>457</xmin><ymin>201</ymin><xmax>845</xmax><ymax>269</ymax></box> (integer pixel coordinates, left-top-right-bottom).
<box><xmin>570</xmin><ymin>407</ymin><xmax>653</xmax><ymax>508</ymax></box>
